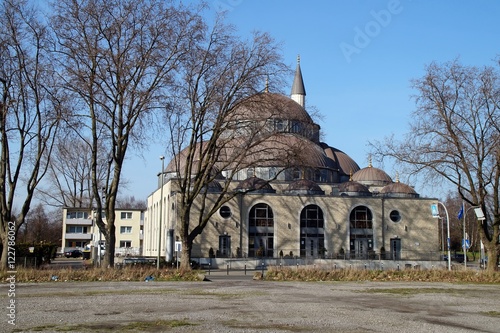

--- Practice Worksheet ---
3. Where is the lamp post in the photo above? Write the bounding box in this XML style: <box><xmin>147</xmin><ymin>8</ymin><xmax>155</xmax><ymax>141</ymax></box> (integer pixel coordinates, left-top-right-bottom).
<box><xmin>157</xmin><ymin>156</ymin><xmax>165</xmax><ymax>269</ymax></box>
<box><xmin>461</xmin><ymin>205</ymin><xmax>485</xmax><ymax>269</ymax></box>
<box><xmin>431</xmin><ymin>202</ymin><xmax>451</xmax><ymax>270</ymax></box>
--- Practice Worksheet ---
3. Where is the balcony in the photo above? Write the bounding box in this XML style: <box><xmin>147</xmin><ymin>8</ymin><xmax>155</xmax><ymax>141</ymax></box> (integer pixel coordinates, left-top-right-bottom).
<box><xmin>65</xmin><ymin>233</ymin><xmax>92</xmax><ymax>240</ymax></box>
<box><xmin>66</xmin><ymin>218</ymin><xmax>93</xmax><ymax>226</ymax></box>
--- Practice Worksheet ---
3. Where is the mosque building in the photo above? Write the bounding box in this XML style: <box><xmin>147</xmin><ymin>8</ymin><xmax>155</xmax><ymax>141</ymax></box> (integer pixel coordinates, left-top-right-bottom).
<box><xmin>143</xmin><ymin>59</ymin><xmax>439</xmax><ymax>264</ymax></box>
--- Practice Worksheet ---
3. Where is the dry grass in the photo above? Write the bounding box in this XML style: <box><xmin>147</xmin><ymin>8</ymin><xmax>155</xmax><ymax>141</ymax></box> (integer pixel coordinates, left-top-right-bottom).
<box><xmin>264</xmin><ymin>266</ymin><xmax>500</xmax><ymax>283</ymax></box>
<box><xmin>3</xmin><ymin>266</ymin><xmax>500</xmax><ymax>284</ymax></box>
<box><xmin>1</xmin><ymin>266</ymin><xmax>204</xmax><ymax>283</ymax></box>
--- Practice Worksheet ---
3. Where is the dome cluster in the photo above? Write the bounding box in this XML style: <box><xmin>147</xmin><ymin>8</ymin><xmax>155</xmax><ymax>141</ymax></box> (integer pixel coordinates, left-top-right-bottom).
<box><xmin>164</xmin><ymin>59</ymin><xmax>418</xmax><ymax>198</ymax></box>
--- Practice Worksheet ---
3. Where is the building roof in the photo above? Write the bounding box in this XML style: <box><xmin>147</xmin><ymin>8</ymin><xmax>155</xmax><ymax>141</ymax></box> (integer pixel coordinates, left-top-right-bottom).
<box><xmin>321</xmin><ymin>143</ymin><xmax>360</xmax><ymax>176</ymax></box>
<box><xmin>337</xmin><ymin>181</ymin><xmax>371</xmax><ymax>196</ymax></box>
<box><xmin>233</xmin><ymin>92</ymin><xmax>313</xmax><ymax>123</ymax></box>
<box><xmin>380</xmin><ymin>181</ymin><xmax>419</xmax><ymax>198</ymax></box>
<box><xmin>235</xmin><ymin>176</ymin><xmax>275</xmax><ymax>193</ymax></box>
<box><xmin>284</xmin><ymin>179</ymin><xmax>324</xmax><ymax>195</ymax></box>
<box><xmin>352</xmin><ymin>165</ymin><xmax>392</xmax><ymax>186</ymax></box>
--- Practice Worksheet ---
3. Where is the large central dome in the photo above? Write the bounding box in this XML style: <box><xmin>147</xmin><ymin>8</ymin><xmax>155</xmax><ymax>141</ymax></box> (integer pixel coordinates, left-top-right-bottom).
<box><xmin>233</xmin><ymin>92</ymin><xmax>314</xmax><ymax>124</ymax></box>
<box><xmin>164</xmin><ymin>58</ymin><xmax>360</xmax><ymax>185</ymax></box>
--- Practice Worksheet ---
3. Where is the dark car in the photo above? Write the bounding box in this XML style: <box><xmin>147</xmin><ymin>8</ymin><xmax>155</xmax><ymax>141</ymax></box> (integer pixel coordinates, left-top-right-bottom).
<box><xmin>64</xmin><ymin>250</ymin><xmax>83</xmax><ymax>258</ymax></box>
<box><xmin>453</xmin><ymin>254</ymin><xmax>465</xmax><ymax>263</ymax></box>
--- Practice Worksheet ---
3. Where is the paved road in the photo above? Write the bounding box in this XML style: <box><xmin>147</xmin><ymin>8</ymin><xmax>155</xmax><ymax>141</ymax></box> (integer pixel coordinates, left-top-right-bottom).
<box><xmin>3</xmin><ymin>272</ymin><xmax>500</xmax><ymax>333</ymax></box>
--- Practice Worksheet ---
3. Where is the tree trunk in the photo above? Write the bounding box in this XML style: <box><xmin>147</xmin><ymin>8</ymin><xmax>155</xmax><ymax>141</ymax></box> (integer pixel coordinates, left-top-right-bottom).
<box><xmin>180</xmin><ymin>238</ymin><xmax>192</xmax><ymax>271</ymax></box>
<box><xmin>0</xmin><ymin>234</ymin><xmax>9</xmax><ymax>271</ymax></box>
<box><xmin>102</xmin><ymin>222</ymin><xmax>116</xmax><ymax>268</ymax></box>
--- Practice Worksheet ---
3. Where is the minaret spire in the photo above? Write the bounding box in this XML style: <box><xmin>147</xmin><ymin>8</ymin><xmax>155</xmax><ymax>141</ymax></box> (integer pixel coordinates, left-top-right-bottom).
<box><xmin>291</xmin><ymin>55</ymin><xmax>306</xmax><ymax>108</ymax></box>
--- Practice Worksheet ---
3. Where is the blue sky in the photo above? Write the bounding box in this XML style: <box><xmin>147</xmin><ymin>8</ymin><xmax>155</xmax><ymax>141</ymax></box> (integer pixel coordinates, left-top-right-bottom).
<box><xmin>122</xmin><ymin>0</ymin><xmax>500</xmax><ymax>201</ymax></box>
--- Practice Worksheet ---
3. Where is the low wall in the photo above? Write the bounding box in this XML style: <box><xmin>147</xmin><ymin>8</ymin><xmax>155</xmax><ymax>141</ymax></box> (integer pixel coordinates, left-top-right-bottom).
<box><xmin>198</xmin><ymin>258</ymin><xmax>449</xmax><ymax>270</ymax></box>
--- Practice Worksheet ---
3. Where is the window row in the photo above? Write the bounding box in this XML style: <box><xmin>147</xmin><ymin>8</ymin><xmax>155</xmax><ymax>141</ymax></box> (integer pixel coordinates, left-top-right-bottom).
<box><xmin>66</xmin><ymin>211</ymin><xmax>133</xmax><ymax>219</ymax></box>
<box><xmin>222</xmin><ymin>204</ymin><xmax>402</xmax><ymax>227</ymax></box>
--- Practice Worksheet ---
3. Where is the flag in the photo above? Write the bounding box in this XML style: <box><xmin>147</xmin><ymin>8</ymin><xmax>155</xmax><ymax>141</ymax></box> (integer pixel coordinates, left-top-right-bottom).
<box><xmin>458</xmin><ymin>204</ymin><xmax>464</xmax><ymax>219</ymax></box>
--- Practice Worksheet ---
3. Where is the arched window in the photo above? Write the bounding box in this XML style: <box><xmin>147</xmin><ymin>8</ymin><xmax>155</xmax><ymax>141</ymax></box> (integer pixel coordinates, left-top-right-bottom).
<box><xmin>349</xmin><ymin>206</ymin><xmax>373</xmax><ymax>229</ymax></box>
<box><xmin>300</xmin><ymin>205</ymin><xmax>324</xmax><ymax>228</ymax></box>
<box><xmin>249</xmin><ymin>203</ymin><xmax>274</xmax><ymax>227</ymax></box>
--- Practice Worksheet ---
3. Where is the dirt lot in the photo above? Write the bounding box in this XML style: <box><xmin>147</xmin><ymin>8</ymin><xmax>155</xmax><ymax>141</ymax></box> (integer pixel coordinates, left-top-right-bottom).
<box><xmin>3</xmin><ymin>271</ymin><xmax>500</xmax><ymax>333</ymax></box>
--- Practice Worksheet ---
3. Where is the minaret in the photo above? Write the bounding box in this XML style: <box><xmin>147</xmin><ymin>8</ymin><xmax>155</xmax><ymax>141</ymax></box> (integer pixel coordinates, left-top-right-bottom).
<box><xmin>291</xmin><ymin>55</ymin><xmax>306</xmax><ymax>108</ymax></box>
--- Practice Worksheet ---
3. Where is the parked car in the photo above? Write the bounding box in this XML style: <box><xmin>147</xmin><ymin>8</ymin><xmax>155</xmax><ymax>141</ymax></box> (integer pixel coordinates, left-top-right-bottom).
<box><xmin>64</xmin><ymin>250</ymin><xmax>83</xmax><ymax>258</ymax></box>
<box><xmin>453</xmin><ymin>254</ymin><xmax>465</xmax><ymax>263</ymax></box>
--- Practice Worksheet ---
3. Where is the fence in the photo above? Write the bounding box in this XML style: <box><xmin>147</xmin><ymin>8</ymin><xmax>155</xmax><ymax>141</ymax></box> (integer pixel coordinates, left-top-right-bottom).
<box><xmin>207</xmin><ymin>250</ymin><xmax>445</xmax><ymax>262</ymax></box>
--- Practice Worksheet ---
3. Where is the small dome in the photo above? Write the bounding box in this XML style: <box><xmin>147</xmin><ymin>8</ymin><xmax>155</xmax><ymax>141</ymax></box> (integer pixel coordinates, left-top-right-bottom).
<box><xmin>235</xmin><ymin>176</ymin><xmax>275</xmax><ymax>193</ymax></box>
<box><xmin>337</xmin><ymin>181</ymin><xmax>371</xmax><ymax>197</ymax></box>
<box><xmin>380</xmin><ymin>182</ymin><xmax>419</xmax><ymax>198</ymax></box>
<box><xmin>284</xmin><ymin>179</ymin><xmax>324</xmax><ymax>195</ymax></box>
<box><xmin>352</xmin><ymin>165</ymin><xmax>392</xmax><ymax>186</ymax></box>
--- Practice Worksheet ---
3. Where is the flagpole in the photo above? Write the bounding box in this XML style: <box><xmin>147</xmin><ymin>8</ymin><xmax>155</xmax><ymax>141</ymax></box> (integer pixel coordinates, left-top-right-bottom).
<box><xmin>461</xmin><ymin>201</ymin><xmax>467</xmax><ymax>269</ymax></box>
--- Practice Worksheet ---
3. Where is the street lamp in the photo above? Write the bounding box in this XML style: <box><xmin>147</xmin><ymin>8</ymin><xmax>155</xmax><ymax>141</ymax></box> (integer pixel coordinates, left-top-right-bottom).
<box><xmin>431</xmin><ymin>202</ymin><xmax>451</xmax><ymax>270</ymax></box>
<box><xmin>461</xmin><ymin>205</ymin><xmax>485</xmax><ymax>269</ymax></box>
<box><xmin>157</xmin><ymin>156</ymin><xmax>165</xmax><ymax>269</ymax></box>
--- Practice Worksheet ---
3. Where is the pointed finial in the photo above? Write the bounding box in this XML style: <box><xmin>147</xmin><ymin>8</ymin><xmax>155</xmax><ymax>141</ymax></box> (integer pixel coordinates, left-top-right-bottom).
<box><xmin>349</xmin><ymin>169</ymin><xmax>353</xmax><ymax>181</ymax></box>
<box><xmin>297</xmin><ymin>54</ymin><xmax>300</xmax><ymax>64</ymax></box>
<box><xmin>368</xmin><ymin>155</ymin><xmax>372</xmax><ymax>168</ymax></box>
<box><xmin>265</xmin><ymin>76</ymin><xmax>269</xmax><ymax>93</ymax></box>
<box><xmin>396</xmin><ymin>172</ymin><xmax>400</xmax><ymax>183</ymax></box>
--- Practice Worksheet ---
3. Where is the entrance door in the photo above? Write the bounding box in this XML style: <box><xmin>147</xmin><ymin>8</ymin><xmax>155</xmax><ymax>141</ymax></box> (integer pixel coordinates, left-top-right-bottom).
<box><xmin>355</xmin><ymin>239</ymin><xmax>368</xmax><ymax>259</ymax></box>
<box><xmin>300</xmin><ymin>237</ymin><xmax>325</xmax><ymax>258</ymax></box>
<box><xmin>219</xmin><ymin>235</ymin><xmax>231</xmax><ymax>258</ymax></box>
<box><xmin>390</xmin><ymin>238</ymin><xmax>401</xmax><ymax>260</ymax></box>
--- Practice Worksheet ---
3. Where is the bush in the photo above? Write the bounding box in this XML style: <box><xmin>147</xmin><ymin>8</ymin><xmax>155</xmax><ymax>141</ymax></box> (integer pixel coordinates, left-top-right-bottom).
<box><xmin>12</xmin><ymin>242</ymin><xmax>58</xmax><ymax>267</ymax></box>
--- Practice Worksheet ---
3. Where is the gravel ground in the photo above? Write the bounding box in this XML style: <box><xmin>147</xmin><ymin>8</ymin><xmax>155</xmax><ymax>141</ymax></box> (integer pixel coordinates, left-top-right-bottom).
<box><xmin>2</xmin><ymin>271</ymin><xmax>500</xmax><ymax>333</ymax></box>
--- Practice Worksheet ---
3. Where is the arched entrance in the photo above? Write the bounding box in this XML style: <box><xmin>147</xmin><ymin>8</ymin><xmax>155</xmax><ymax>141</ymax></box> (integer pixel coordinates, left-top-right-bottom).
<box><xmin>349</xmin><ymin>206</ymin><xmax>374</xmax><ymax>259</ymax></box>
<box><xmin>300</xmin><ymin>204</ymin><xmax>325</xmax><ymax>258</ymax></box>
<box><xmin>248</xmin><ymin>203</ymin><xmax>274</xmax><ymax>257</ymax></box>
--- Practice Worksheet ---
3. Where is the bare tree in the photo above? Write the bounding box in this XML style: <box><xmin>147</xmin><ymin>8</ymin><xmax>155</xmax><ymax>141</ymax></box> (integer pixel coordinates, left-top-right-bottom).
<box><xmin>19</xmin><ymin>203</ymin><xmax>62</xmax><ymax>244</ymax></box>
<box><xmin>166</xmin><ymin>15</ymin><xmax>316</xmax><ymax>270</ymax></box>
<box><xmin>370</xmin><ymin>60</ymin><xmax>500</xmax><ymax>271</ymax></box>
<box><xmin>37</xmin><ymin>133</ymin><xmax>109</xmax><ymax>208</ymax></box>
<box><xmin>116</xmin><ymin>195</ymin><xmax>146</xmax><ymax>210</ymax></box>
<box><xmin>50</xmin><ymin>0</ymin><xmax>204</xmax><ymax>267</ymax></box>
<box><xmin>0</xmin><ymin>0</ymin><xmax>64</xmax><ymax>270</ymax></box>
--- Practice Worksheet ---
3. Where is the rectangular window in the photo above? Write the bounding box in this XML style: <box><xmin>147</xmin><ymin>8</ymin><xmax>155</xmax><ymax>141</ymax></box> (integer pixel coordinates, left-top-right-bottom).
<box><xmin>247</xmin><ymin>168</ymin><xmax>254</xmax><ymax>178</ymax></box>
<box><xmin>120</xmin><ymin>241</ymin><xmax>132</xmax><ymax>248</ymax></box>
<box><xmin>120</xmin><ymin>226</ymin><xmax>132</xmax><ymax>234</ymax></box>
<box><xmin>269</xmin><ymin>167</ymin><xmax>277</xmax><ymax>179</ymax></box>
<box><xmin>66</xmin><ymin>211</ymin><xmax>89</xmax><ymax>219</ymax></box>
<box><xmin>274</xmin><ymin>119</ymin><xmax>285</xmax><ymax>131</ymax></box>
<box><xmin>67</xmin><ymin>226</ymin><xmax>87</xmax><ymax>233</ymax></box>
<box><xmin>121</xmin><ymin>212</ymin><xmax>133</xmax><ymax>219</ymax></box>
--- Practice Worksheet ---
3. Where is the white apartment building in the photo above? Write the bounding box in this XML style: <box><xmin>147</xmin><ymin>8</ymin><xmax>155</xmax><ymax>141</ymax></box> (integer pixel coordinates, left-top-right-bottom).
<box><xmin>61</xmin><ymin>207</ymin><xmax>145</xmax><ymax>257</ymax></box>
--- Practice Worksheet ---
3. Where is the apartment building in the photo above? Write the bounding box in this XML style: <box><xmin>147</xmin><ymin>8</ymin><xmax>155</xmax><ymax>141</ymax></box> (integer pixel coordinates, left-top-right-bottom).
<box><xmin>61</xmin><ymin>207</ymin><xmax>144</xmax><ymax>257</ymax></box>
